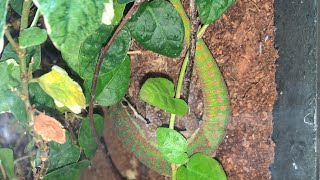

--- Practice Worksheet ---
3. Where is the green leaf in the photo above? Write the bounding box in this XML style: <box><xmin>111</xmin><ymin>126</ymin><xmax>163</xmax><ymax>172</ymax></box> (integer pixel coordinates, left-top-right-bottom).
<box><xmin>29</xmin><ymin>83</ymin><xmax>55</xmax><ymax>112</ymax></box>
<box><xmin>19</xmin><ymin>27</ymin><xmax>48</xmax><ymax>48</ymax></box>
<box><xmin>127</xmin><ymin>0</ymin><xmax>184</xmax><ymax>58</ymax></box>
<box><xmin>0</xmin><ymin>90</ymin><xmax>28</xmax><ymax>126</ymax></box>
<box><xmin>0</xmin><ymin>43</ymin><xmax>19</xmax><ymax>62</ymax></box>
<box><xmin>78</xmin><ymin>25</ymin><xmax>113</xmax><ymax>79</ymax></box>
<box><xmin>196</xmin><ymin>0</ymin><xmax>235</xmax><ymax>25</ymax></box>
<box><xmin>118</xmin><ymin>0</ymin><xmax>134</xmax><ymax>5</ymax></box>
<box><xmin>176</xmin><ymin>165</ymin><xmax>188</xmax><ymax>180</ymax></box>
<box><xmin>38</xmin><ymin>65</ymin><xmax>86</xmax><ymax>114</ymax></box>
<box><xmin>10</xmin><ymin>0</ymin><xmax>23</xmax><ymax>15</ymax></box>
<box><xmin>48</xmin><ymin>131</ymin><xmax>81</xmax><ymax>172</ymax></box>
<box><xmin>84</xmin><ymin>56</ymin><xmax>130</xmax><ymax>106</ymax></box>
<box><xmin>0</xmin><ymin>148</ymin><xmax>14</xmax><ymax>180</ymax></box>
<box><xmin>44</xmin><ymin>160</ymin><xmax>90</xmax><ymax>180</ymax></box>
<box><xmin>139</xmin><ymin>78</ymin><xmax>188</xmax><ymax>115</ymax></box>
<box><xmin>34</xmin><ymin>0</ymin><xmax>111</xmax><ymax>73</ymax></box>
<box><xmin>0</xmin><ymin>59</ymin><xmax>20</xmax><ymax>91</ymax></box>
<box><xmin>112</xmin><ymin>0</ymin><xmax>126</xmax><ymax>25</ymax></box>
<box><xmin>156</xmin><ymin>128</ymin><xmax>188</xmax><ymax>164</ymax></box>
<box><xmin>78</xmin><ymin>114</ymin><xmax>104</xmax><ymax>159</ymax></box>
<box><xmin>1</xmin><ymin>44</ymin><xmax>42</xmax><ymax>72</ymax></box>
<box><xmin>79</xmin><ymin>27</ymin><xmax>131</xmax><ymax>79</ymax></box>
<box><xmin>177</xmin><ymin>153</ymin><xmax>227</xmax><ymax>180</ymax></box>
<box><xmin>0</xmin><ymin>60</ymin><xmax>28</xmax><ymax>126</ymax></box>
<box><xmin>24</xmin><ymin>138</ymin><xmax>35</xmax><ymax>153</ymax></box>
<box><xmin>0</xmin><ymin>0</ymin><xmax>9</xmax><ymax>54</ymax></box>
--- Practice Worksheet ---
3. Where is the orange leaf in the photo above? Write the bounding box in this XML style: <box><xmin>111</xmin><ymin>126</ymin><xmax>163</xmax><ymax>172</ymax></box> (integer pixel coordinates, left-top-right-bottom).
<box><xmin>34</xmin><ymin>113</ymin><xmax>66</xmax><ymax>144</ymax></box>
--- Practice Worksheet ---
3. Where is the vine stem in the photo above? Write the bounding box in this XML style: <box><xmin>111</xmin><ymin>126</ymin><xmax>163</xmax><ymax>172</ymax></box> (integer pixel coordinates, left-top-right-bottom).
<box><xmin>88</xmin><ymin>0</ymin><xmax>144</xmax><ymax>148</ymax></box>
<box><xmin>87</xmin><ymin>1</ymin><xmax>144</xmax><ymax>179</ymax></box>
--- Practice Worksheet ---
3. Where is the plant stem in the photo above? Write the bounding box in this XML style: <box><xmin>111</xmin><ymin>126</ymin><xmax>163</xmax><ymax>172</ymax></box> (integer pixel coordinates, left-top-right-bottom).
<box><xmin>171</xmin><ymin>164</ymin><xmax>177</xmax><ymax>180</ymax></box>
<box><xmin>197</xmin><ymin>24</ymin><xmax>209</xmax><ymax>39</ymax></box>
<box><xmin>20</xmin><ymin>0</ymin><xmax>32</xmax><ymax>31</ymax></box>
<box><xmin>30</xmin><ymin>9</ymin><xmax>41</xmax><ymax>27</ymax></box>
<box><xmin>14</xmin><ymin>155</ymin><xmax>33</xmax><ymax>165</ymax></box>
<box><xmin>19</xmin><ymin>1</ymin><xmax>49</xmax><ymax>178</ymax></box>
<box><xmin>4</xmin><ymin>30</ymin><xmax>22</xmax><ymax>54</ymax></box>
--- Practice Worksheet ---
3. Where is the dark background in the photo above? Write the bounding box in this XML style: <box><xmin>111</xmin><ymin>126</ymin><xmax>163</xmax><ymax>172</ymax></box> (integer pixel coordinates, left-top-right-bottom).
<box><xmin>271</xmin><ymin>0</ymin><xmax>319</xmax><ymax>179</ymax></box>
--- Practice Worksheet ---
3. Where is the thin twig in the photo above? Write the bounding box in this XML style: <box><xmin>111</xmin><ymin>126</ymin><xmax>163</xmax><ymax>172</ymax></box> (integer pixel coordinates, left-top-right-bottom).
<box><xmin>14</xmin><ymin>155</ymin><xmax>33</xmax><ymax>165</ymax></box>
<box><xmin>30</xmin><ymin>9</ymin><xmax>41</xmax><ymax>27</ymax></box>
<box><xmin>122</xmin><ymin>97</ymin><xmax>148</xmax><ymax>123</ymax></box>
<box><xmin>183</xmin><ymin>0</ymin><xmax>198</xmax><ymax>103</ymax></box>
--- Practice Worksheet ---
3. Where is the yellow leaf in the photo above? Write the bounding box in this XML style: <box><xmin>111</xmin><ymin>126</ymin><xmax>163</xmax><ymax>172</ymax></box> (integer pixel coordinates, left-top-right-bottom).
<box><xmin>38</xmin><ymin>65</ymin><xmax>86</xmax><ymax>114</ymax></box>
<box><xmin>34</xmin><ymin>113</ymin><xmax>66</xmax><ymax>144</ymax></box>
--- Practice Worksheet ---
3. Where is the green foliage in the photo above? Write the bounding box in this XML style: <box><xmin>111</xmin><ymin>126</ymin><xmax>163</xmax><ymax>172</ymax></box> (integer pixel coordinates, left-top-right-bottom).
<box><xmin>112</xmin><ymin>0</ymin><xmax>126</xmax><ymax>25</ymax></box>
<box><xmin>156</xmin><ymin>128</ymin><xmax>188</xmax><ymax>164</ymax></box>
<box><xmin>1</xmin><ymin>44</ymin><xmax>42</xmax><ymax>72</ymax></box>
<box><xmin>0</xmin><ymin>90</ymin><xmax>28</xmax><ymax>126</ymax></box>
<box><xmin>127</xmin><ymin>0</ymin><xmax>184</xmax><ymax>57</ymax></box>
<box><xmin>0</xmin><ymin>0</ymin><xmax>9</xmax><ymax>53</ymax></box>
<box><xmin>0</xmin><ymin>60</ymin><xmax>27</xmax><ymax>125</ymax></box>
<box><xmin>118</xmin><ymin>0</ymin><xmax>134</xmax><ymax>4</ymax></box>
<box><xmin>177</xmin><ymin>153</ymin><xmax>227</xmax><ymax>180</ymax></box>
<box><xmin>79</xmin><ymin>27</ymin><xmax>130</xmax><ymax>79</ymax></box>
<box><xmin>10</xmin><ymin>0</ymin><xmax>23</xmax><ymax>15</ymax></box>
<box><xmin>0</xmin><ymin>148</ymin><xmax>14</xmax><ymax>180</ymax></box>
<box><xmin>29</xmin><ymin>83</ymin><xmax>55</xmax><ymax>112</ymax></box>
<box><xmin>78</xmin><ymin>25</ymin><xmax>113</xmax><ymax>79</ymax></box>
<box><xmin>24</xmin><ymin>138</ymin><xmax>35</xmax><ymax>153</ymax></box>
<box><xmin>44</xmin><ymin>160</ymin><xmax>90</xmax><ymax>180</ymax></box>
<box><xmin>48</xmin><ymin>132</ymin><xmax>81</xmax><ymax>172</ymax></box>
<box><xmin>0</xmin><ymin>0</ymin><xmax>233</xmax><ymax>178</ymax></box>
<box><xmin>139</xmin><ymin>78</ymin><xmax>188</xmax><ymax>115</ymax></box>
<box><xmin>196</xmin><ymin>0</ymin><xmax>235</xmax><ymax>25</ymax></box>
<box><xmin>19</xmin><ymin>27</ymin><xmax>48</xmax><ymax>48</ymax></box>
<box><xmin>34</xmin><ymin>0</ymin><xmax>107</xmax><ymax>73</ymax></box>
<box><xmin>84</xmin><ymin>56</ymin><xmax>131</xmax><ymax>106</ymax></box>
<box><xmin>78</xmin><ymin>114</ymin><xmax>104</xmax><ymax>159</ymax></box>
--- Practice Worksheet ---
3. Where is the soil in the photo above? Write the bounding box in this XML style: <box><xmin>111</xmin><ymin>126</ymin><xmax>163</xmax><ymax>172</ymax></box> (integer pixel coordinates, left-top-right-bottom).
<box><xmin>82</xmin><ymin>0</ymin><xmax>277</xmax><ymax>179</ymax></box>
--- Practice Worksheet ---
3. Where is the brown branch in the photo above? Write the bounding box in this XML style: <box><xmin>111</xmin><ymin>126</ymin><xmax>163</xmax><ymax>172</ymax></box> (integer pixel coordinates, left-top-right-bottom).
<box><xmin>183</xmin><ymin>0</ymin><xmax>198</xmax><ymax>103</ymax></box>
<box><xmin>87</xmin><ymin>1</ymin><xmax>144</xmax><ymax>179</ymax></box>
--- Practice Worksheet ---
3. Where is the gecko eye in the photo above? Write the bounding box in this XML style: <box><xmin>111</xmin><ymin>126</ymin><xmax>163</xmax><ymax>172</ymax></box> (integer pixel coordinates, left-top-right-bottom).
<box><xmin>121</xmin><ymin>100</ymin><xmax>128</xmax><ymax>107</ymax></box>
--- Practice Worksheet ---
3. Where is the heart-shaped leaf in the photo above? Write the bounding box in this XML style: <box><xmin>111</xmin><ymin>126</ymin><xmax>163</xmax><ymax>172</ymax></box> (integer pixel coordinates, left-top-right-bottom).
<box><xmin>176</xmin><ymin>153</ymin><xmax>227</xmax><ymax>180</ymax></box>
<box><xmin>44</xmin><ymin>160</ymin><xmax>90</xmax><ymax>180</ymax></box>
<box><xmin>196</xmin><ymin>0</ymin><xmax>235</xmax><ymax>25</ymax></box>
<box><xmin>127</xmin><ymin>0</ymin><xmax>184</xmax><ymax>57</ymax></box>
<box><xmin>48</xmin><ymin>131</ymin><xmax>80</xmax><ymax>172</ymax></box>
<box><xmin>10</xmin><ymin>0</ymin><xmax>23</xmax><ymax>15</ymax></box>
<box><xmin>34</xmin><ymin>0</ymin><xmax>110</xmax><ymax>73</ymax></box>
<box><xmin>19</xmin><ymin>27</ymin><xmax>48</xmax><ymax>48</ymax></box>
<box><xmin>139</xmin><ymin>78</ymin><xmax>188</xmax><ymax>115</ymax></box>
<box><xmin>78</xmin><ymin>114</ymin><xmax>104</xmax><ymax>159</ymax></box>
<box><xmin>156</xmin><ymin>127</ymin><xmax>188</xmax><ymax>164</ymax></box>
<box><xmin>84</xmin><ymin>56</ymin><xmax>130</xmax><ymax>106</ymax></box>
